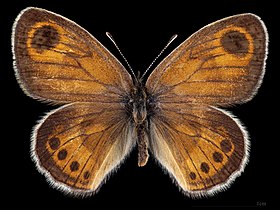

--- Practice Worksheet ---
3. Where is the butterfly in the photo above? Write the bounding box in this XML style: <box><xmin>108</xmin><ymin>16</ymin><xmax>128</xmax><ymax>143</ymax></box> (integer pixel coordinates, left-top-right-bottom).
<box><xmin>12</xmin><ymin>7</ymin><xmax>268</xmax><ymax>197</ymax></box>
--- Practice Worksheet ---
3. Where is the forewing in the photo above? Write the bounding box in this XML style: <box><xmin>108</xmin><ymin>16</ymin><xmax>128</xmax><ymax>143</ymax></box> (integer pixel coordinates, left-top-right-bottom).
<box><xmin>146</xmin><ymin>14</ymin><xmax>267</xmax><ymax>106</ymax></box>
<box><xmin>149</xmin><ymin>103</ymin><xmax>248</xmax><ymax>197</ymax></box>
<box><xmin>12</xmin><ymin>7</ymin><xmax>133</xmax><ymax>103</ymax></box>
<box><xmin>32</xmin><ymin>103</ymin><xmax>135</xmax><ymax>195</ymax></box>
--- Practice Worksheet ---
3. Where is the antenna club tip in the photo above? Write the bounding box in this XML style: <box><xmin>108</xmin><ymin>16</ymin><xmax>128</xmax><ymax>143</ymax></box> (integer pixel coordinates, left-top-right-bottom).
<box><xmin>169</xmin><ymin>34</ymin><xmax>178</xmax><ymax>43</ymax></box>
<box><xmin>172</xmin><ymin>34</ymin><xmax>178</xmax><ymax>39</ymax></box>
<box><xmin>106</xmin><ymin>32</ymin><xmax>113</xmax><ymax>38</ymax></box>
<box><xmin>106</xmin><ymin>32</ymin><xmax>117</xmax><ymax>44</ymax></box>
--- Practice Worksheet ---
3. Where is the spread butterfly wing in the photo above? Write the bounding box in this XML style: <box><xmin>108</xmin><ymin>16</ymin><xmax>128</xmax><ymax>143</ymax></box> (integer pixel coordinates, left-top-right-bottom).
<box><xmin>149</xmin><ymin>103</ymin><xmax>248</xmax><ymax>196</ymax></box>
<box><xmin>32</xmin><ymin>103</ymin><xmax>135</xmax><ymax>194</ymax></box>
<box><xmin>146</xmin><ymin>14</ymin><xmax>267</xmax><ymax>106</ymax></box>
<box><xmin>12</xmin><ymin>7</ymin><xmax>133</xmax><ymax>103</ymax></box>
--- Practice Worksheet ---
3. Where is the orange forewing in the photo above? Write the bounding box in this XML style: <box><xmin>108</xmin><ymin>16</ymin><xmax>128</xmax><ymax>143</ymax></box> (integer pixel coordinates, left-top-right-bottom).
<box><xmin>13</xmin><ymin>8</ymin><xmax>133</xmax><ymax>103</ymax></box>
<box><xmin>146</xmin><ymin>14</ymin><xmax>267</xmax><ymax>106</ymax></box>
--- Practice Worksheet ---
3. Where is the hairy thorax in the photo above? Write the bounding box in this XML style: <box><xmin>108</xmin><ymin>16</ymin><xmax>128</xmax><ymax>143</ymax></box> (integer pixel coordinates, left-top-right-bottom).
<box><xmin>124</xmin><ymin>81</ymin><xmax>158</xmax><ymax>166</ymax></box>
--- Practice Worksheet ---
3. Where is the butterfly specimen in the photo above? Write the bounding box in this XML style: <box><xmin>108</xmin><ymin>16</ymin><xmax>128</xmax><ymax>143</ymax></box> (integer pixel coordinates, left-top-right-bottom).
<box><xmin>12</xmin><ymin>7</ymin><xmax>268</xmax><ymax>197</ymax></box>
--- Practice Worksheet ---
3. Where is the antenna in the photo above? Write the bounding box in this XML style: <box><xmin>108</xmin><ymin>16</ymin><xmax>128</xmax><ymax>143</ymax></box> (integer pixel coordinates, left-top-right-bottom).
<box><xmin>140</xmin><ymin>34</ymin><xmax>177</xmax><ymax>80</ymax></box>
<box><xmin>106</xmin><ymin>32</ymin><xmax>137</xmax><ymax>80</ymax></box>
